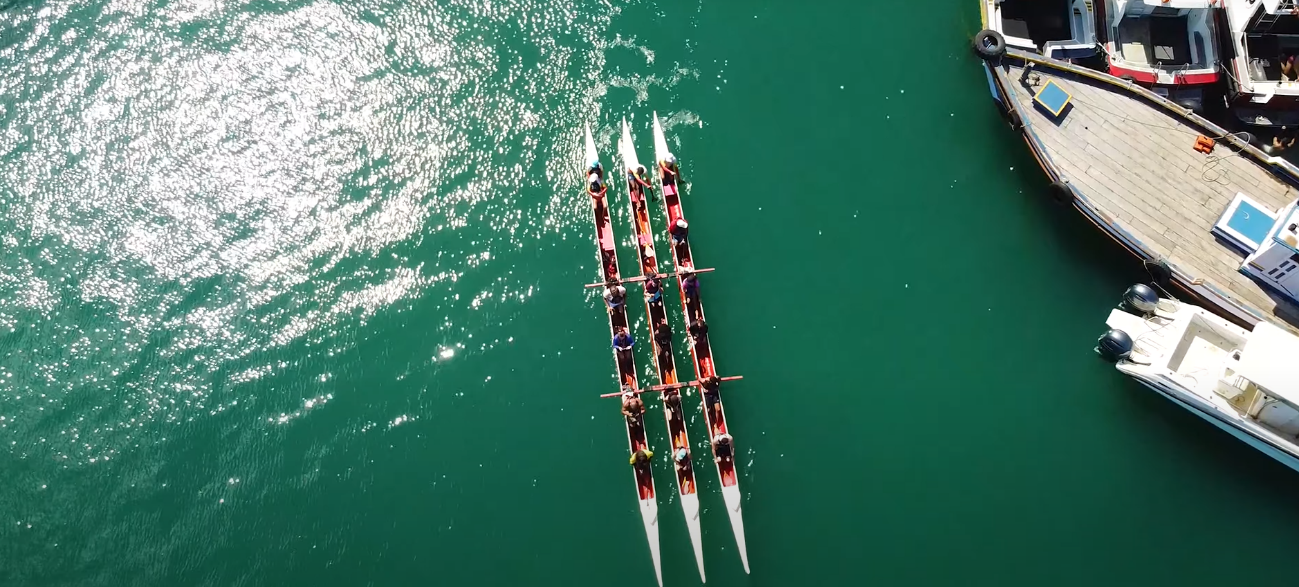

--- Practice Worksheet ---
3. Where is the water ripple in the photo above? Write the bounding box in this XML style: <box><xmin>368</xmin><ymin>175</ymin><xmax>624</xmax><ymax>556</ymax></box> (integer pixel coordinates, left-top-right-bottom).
<box><xmin>0</xmin><ymin>0</ymin><xmax>623</xmax><ymax>467</ymax></box>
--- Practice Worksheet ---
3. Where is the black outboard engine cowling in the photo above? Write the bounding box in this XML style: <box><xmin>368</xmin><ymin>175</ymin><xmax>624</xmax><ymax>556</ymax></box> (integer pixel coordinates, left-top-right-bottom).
<box><xmin>1097</xmin><ymin>329</ymin><xmax>1133</xmax><ymax>362</ymax></box>
<box><xmin>1120</xmin><ymin>284</ymin><xmax>1159</xmax><ymax>316</ymax></box>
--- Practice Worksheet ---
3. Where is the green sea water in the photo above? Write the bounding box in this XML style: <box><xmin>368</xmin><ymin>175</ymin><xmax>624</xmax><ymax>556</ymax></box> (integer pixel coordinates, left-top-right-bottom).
<box><xmin>4</xmin><ymin>0</ymin><xmax>1299</xmax><ymax>585</ymax></box>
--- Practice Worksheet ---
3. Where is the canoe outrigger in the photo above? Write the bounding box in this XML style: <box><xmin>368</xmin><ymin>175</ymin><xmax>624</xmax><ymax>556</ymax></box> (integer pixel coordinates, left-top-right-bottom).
<box><xmin>619</xmin><ymin>119</ymin><xmax>707</xmax><ymax>583</ymax></box>
<box><xmin>582</xmin><ymin>126</ymin><xmax>661</xmax><ymax>587</ymax></box>
<box><xmin>650</xmin><ymin>113</ymin><xmax>750</xmax><ymax>574</ymax></box>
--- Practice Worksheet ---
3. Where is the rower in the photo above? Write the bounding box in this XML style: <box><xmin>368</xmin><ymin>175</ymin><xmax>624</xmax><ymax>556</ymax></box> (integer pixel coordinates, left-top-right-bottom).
<box><xmin>643</xmin><ymin>275</ymin><xmax>662</xmax><ymax>304</ymax></box>
<box><xmin>663</xmin><ymin>389</ymin><xmax>682</xmax><ymax>413</ymax></box>
<box><xmin>670</xmin><ymin>218</ymin><xmax>689</xmax><ymax>246</ymax></box>
<box><xmin>711</xmin><ymin>432</ymin><xmax>734</xmax><ymax>463</ymax></box>
<box><xmin>625</xmin><ymin>168</ymin><xmax>645</xmax><ymax>202</ymax></box>
<box><xmin>674</xmin><ymin>446</ymin><xmax>689</xmax><ymax>465</ymax></box>
<box><xmin>613</xmin><ymin>327</ymin><xmax>636</xmax><ymax>353</ymax></box>
<box><xmin>587</xmin><ymin>171</ymin><xmax>606</xmax><ymax>198</ymax></box>
<box><xmin>701</xmin><ymin>374</ymin><xmax>722</xmax><ymax>421</ymax></box>
<box><xmin>630</xmin><ymin>447</ymin><xmax>654</xmax><ymax>465</ymax></box>
<box><xmin>681</xmin><ymin>270</ymin><xmax>700</xmax><ymax>301</ymax></box>
<box><xmin>688</xmin><ymin>317</ymin><xmax>708</xmax><ymax>343</ymax></box>
<box><xmin>621</xmin><ymin>388</ymin><xmax>645</xmax><ymax>417</ymax></box>
<box><xmin>659</xmin><ymin>153</ymin><xmax>678</xmax><ymax>178</ymax></box>
<box><xmin>654</xmin><ymin>319</ymin><xmax>673</xmax><ymax>349</ymax></box>
<box><xmin>634</xmin><ymin>165</ymin><xmax>657</xmax><ymax>200</ymax></box>
<box><xmin>604</xmin><ymin>282</ymin><xmax>627</xmax><ymax>309</ymax></box>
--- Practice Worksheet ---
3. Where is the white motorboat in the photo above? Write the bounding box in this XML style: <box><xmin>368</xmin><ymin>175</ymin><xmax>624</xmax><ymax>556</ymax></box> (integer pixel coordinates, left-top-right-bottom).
<box><xmin>980</xmin><ymin>0</ymin><xmax>1097</xmax><ymax>58</ymax></box>
<box><xmin>1100</xmin><ymin>0</ymin><xmax>1220</xmax><ymax>111</ymax></box>
<box><xmin>1222</xmin><ymin>0</ymin><xmax>1299</xmax><ymax>127</ymax></box>
<box><xmin>1098</xmin><ymin>284</ymin><xmax>1299</xmax><ymax>473</ymax></box>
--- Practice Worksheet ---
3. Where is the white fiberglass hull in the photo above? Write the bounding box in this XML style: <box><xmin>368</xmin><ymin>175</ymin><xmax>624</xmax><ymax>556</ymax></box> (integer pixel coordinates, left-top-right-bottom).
<box><xmin>583</xmin><ymin>125</ymin><xmax>598</xmax><ymax>168</ymax></box>
<box><xmin>721</xmin><ymin>484</ymin><xmax>749</xmax><ymax>573</ymax></box>
<box><xmin>623</xmin><ymin>116</ymin><xmax>706</xmax><ymax>582</ymax></box>
<box><xmin>585</xmin><ymin>124</ymin><xmax>661</xmax><ymax>586</ymax></box>
<box><xmin>640</xmin><ymin>497</ymin><xmax>662</xmax><ymax>587</ymax></box>
<box><xmin>680</xmin><ymin>492</ymin><xmax>705</xmax><ymax>582</ymax></box>
<box><xmin>652</xmin><ymin>112</ymin><xmax>750</xmax><ymax>574</ymax></box>
<box><xmin>651</xmin><ymin>112</ymin><xmax>671</xmax><ymax>169</ymax></box>
<box><xmin>1121</xmin><ymin>368</ymin><xmax>1299</xmax><ymax>474</ymax></box>
<box><xmin>619</xmin><ymin>118</ymin><xmax>641</xmax><ymax>172</ymax></box>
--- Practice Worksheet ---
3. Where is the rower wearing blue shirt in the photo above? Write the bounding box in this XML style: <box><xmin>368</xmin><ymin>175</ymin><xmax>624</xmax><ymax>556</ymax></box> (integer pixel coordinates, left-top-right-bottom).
<box><xmin>613</xmin><ymin>327</ymin><xmax>635</xmax><ymax>352</ymax></box>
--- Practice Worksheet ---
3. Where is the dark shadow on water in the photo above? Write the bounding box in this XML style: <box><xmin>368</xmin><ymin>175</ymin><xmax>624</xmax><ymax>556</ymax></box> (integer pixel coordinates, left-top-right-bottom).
<box><xmin>992</xmin><ymin>137</ymin><xmax>1150</xmax><ymax>289</ymax></box>
<box><xmin>1113</xmin><ymin>374</ymin><xmax>1299</xmax><ymax>515</ymax></box>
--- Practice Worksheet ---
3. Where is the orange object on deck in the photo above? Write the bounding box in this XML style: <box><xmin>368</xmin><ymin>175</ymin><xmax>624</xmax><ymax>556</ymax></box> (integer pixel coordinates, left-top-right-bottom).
<box><xmin>1194</xmin><ymin>135</ymin><xmax>1216</xmax><ymax>154</ymax></box>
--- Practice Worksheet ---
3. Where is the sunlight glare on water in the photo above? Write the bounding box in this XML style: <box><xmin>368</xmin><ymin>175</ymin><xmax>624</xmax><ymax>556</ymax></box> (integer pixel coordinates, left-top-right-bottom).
<box><xmin>0</xmin><ymin>0</ymin><xmax>627</xmax><ymax>465</ymax></box>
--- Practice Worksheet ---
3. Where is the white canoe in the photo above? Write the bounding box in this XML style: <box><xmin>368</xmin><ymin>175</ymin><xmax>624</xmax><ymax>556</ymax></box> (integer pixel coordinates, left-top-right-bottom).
<box><xmin>584</xmin><ymin>124</ymin><xmax>663</xmax><ymax>587</ymax></box>
<box><xmin>621</xmin><ymin>117</ymin><xmax>707</xmax><ymax>583</ymax></box>
<box><xmin>649</xmin><ymin>114</ymin><xmax>751</xmax><ymax>574</ymax></box>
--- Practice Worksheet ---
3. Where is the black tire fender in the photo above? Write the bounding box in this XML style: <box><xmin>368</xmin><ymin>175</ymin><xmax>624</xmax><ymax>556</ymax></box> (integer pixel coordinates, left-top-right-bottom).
<box><xmin>973</xmin><ymin>30</ymin><xmax>1007</xmax><ymax>61</ymax></box>
<box><xmin>1049</xmin><ymin>181</ymin><xmax>1074</xmax><ymax>205</ymax></box>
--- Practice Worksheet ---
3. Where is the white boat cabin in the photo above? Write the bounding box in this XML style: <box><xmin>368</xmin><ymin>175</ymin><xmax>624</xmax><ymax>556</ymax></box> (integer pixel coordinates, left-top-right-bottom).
<box><xmin>983</xmin><ymin>0</ymin><xmax>1098</xmax><ymax>57</ymax></box>
<box><xmin>1223</xmin><ymin>0</ymin><xmax>1299</xmax><ymax>125</ymax></box>
<box><xmin>1242</xmin><ymin>200</ymin><xmax>1299</xmax><ymax>300</ymax></box>
<box><xmin>1103</xmin><ymin>0</ymin><xmax>1219</xmax><ymax>85</ymax></box>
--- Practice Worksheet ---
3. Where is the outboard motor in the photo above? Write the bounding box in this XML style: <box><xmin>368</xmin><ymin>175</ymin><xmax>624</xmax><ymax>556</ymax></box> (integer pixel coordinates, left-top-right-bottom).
<box><xmin>1096</xmin><ymin>329</ymin><xmax>1133</xmax><ymax>362</ymax></box>
<box><xmin>1120</xmin><ymin>284</ymin><xmax>1159</xmax><ymax>316</ymax></box>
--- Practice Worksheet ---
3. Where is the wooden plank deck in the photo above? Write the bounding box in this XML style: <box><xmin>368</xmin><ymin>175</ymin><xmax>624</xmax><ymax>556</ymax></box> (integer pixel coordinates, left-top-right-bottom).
<box><xmin>999</xmin><ymin>61</ymin><xmax>1299</xmax><ymax>331</ymax></box>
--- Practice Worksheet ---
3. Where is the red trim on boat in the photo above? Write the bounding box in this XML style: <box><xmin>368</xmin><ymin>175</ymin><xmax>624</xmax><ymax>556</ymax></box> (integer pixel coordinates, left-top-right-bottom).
<box><xmin>1106</xmin><ymin>58</ymin><xmax>1220</xmax><ymax>86</ymax></box>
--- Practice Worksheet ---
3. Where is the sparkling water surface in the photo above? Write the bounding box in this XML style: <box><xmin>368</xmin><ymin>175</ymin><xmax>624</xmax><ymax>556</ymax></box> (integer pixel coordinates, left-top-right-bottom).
<box><xmin>3</xmin><ymin>1</ymin><xmax>1299</xmax><ymax>586</ymax></box>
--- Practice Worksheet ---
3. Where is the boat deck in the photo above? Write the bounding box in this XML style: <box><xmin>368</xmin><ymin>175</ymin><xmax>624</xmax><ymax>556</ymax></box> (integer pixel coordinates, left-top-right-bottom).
<box><xmin>1117</xmin><ymin>16</ymin><xmax>1191</xmax><ymax>65</ymax></box>
<box><xmin>991</xmin><ymin>53</ymin><xmax>1299</xmax><ymax>331</ymax></box>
